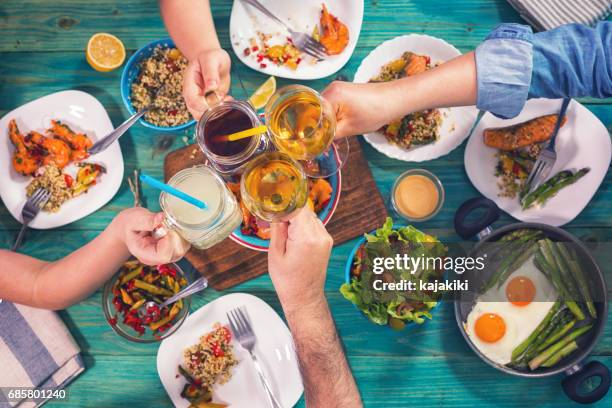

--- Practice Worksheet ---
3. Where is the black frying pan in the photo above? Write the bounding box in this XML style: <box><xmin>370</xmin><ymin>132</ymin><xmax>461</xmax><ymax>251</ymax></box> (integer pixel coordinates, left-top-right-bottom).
<box><xmin>453</xmin><ymin>197</ymin><xmax>610</xmax><ymax>404</ymax></box>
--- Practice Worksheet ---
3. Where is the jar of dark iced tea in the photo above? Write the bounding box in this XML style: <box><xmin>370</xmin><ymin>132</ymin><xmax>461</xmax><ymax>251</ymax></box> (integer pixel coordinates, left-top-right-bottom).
<box><xmin>197</xmin><ymin>100</ymin><xmax>270</xmax><ymax>179</ymax></box>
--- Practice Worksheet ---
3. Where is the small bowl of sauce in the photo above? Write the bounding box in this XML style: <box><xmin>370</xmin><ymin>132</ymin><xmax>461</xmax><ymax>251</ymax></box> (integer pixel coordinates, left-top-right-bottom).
<box><xmin>391</xmin><ymin>169</ymin><xmax>444</xmax><ymax>222</ymax></box>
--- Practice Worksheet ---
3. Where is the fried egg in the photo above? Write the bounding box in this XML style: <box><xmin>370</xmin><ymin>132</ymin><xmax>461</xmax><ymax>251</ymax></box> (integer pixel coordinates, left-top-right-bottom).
<box><xmin>465</xmin><ymin>256</ymin><xmax>557</xmax><ymax>365</ymax></box>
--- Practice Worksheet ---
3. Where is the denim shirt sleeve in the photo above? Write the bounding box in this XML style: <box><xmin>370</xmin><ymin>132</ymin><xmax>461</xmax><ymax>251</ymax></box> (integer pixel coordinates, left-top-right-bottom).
<box><xmin>529</xmin><ymin>22</ymin><xmax>612</xmax><ymax>100</ymax></box>
<box><xmin>475</xmin><ymin>22</ymin><xmax>612</xmax><ymax>119</ymax></box>
<box><xmin>475</xmin><ymin>24</ymin><xmax>534</xmax><ymax>119</ymax></box>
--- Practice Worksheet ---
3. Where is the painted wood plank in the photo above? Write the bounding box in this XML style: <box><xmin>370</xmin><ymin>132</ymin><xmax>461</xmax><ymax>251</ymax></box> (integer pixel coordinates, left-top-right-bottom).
<box><xmin>44</xmin><ymin>354</ymin><xmax>612</xmax><ymax>407</ymax></box>
<box><xmin>1</xmin><ymin>0</ymin><xmax>611</xmax><ymax>406</ymax></box>
<box><xmin>0</xmin><ymin>0</ymin><xmax>524</xmax><ymax>52</ymax></box>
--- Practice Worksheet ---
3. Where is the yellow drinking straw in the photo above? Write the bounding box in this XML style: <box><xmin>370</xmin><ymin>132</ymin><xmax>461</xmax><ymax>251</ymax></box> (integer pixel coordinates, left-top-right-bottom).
<box><xmin>216</xmin><ymin>125</ymin><xmax>268</xmax><ymax>142</ymax></box>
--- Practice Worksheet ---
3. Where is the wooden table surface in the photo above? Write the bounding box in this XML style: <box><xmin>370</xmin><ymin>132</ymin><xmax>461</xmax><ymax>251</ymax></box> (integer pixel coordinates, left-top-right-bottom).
<box><xmin>1</xmin><ymin>1</ymin><xmax>611</xmax><ymax>407</ymax></box>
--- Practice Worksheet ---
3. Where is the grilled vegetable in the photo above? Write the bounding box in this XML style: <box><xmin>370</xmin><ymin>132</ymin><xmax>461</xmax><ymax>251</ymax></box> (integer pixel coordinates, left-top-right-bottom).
<box><xmin>511</xmin><ymin>301</ymin><xmax>560</xmax><ymax>363</ymax></box>
<box><xmin>496</xmin><ymin>241</ymin><xmax>539</xmax><ymax>288</ymax></box>
<box><xmin>536</xmin><ymin>319</ymin><xmax>576</xmax><ymax>353</ymax></box>
<box><xmin>518</xmin><ymin>309</ymin><xmax>572</xmax><ymax>365</ymax></box>
<box><xmin>534</xmin><ymin>243</ymin><xmax>585</xmax><ymax>321</ymax></box>
<box><xmin>482</xmin><ymin>234</ymin><xmax>540</xmax><ymax>292</ymax></box>
<box><xmin>109</xmin><ymin>261</ymin><xmax>186</xmax><ymax>337</ymax></box>
<box><xmin>528</xmin><ymin>324</ymin><xmax>592</xmax><ymax>370</ymax></box>
<box><xmin>541</xmin><ymin>341</ymin><xmax>579</xmax><ymax>368</ymax></box>
<box><xmin>522</xmin><ymin>168</ymin><xmax>590</xmax><ymax>209</ymax></box>
<box><xmin>557</xmin><ymin>243</ymin><xmax>597</xmax><ymax>318</ymax></box>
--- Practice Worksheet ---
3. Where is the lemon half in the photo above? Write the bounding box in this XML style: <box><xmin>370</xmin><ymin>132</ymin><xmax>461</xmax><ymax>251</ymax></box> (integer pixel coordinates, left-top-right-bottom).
<box><xmin>86</xmin><ymin>33</ymin><xmax>126</xmax><ymax>72</ymax></box>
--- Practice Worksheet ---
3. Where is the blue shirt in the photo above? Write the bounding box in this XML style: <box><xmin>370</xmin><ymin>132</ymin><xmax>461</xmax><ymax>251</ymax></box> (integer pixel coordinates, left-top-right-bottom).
<box><xmin>475</xmin><ymin>22</ymin><xmax>612</xmax><ymax>118</ymax></box>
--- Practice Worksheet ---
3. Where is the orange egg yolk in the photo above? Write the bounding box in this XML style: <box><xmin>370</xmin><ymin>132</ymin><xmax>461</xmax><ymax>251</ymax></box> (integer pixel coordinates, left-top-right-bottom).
<box><xmin>506</xmin><ymin>276</ymin><xmax>536</xmax><ymax>306</ymax></box>
<box><xmin>475</xmin><ymin>313</ymin><xmax>506</xmax><ymax>343</ymax></box>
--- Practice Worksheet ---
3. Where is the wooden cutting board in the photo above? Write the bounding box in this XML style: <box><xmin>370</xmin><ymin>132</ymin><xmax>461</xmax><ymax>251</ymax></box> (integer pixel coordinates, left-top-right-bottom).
<box><xmin>164</xmin><ymin>137</ymin><xmax>388</xmax><ymax>290</ymax></box>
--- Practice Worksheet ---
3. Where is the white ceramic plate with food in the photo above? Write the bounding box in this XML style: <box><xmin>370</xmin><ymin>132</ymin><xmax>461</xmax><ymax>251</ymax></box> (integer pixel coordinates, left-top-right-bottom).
<box><xmin>230</xmin><ymin>0</ymin><xmax>363</xmax><ymax>80</ymax></box>
<box><xmin>157</xmin><ymin>293</ymin><xmax>303</xmax><ymax>408</ymax></box>
<box><xmin>0</xmin><ymin>90</ymin><xmax>124</xmax><ymax>229</ymax></box>
<box><xmin>465</xmin><ymin>98</ymin><xmax>611</xmax><ymax>226</ymax></box>
<box><xmin>353</xmin><ymin>34</ymin><xmax>479</xmax><ymax>162</ymax></box>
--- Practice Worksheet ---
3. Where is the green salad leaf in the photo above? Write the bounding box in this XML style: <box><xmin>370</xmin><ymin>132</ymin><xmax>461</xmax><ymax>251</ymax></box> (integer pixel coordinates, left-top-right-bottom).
<box><xmin>340</xmin><ymin>217</ymin><xmax>447</xmax><ymax>329</ymax></box>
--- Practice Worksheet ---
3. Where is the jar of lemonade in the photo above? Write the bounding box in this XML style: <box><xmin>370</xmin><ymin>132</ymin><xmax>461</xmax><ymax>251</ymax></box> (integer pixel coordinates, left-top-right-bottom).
<box><xmin>159</xmin><ymin>165</ymin><xmax>241</xmax><ymax>250</ymax></box>
<box><xmin>197</xmin><ymin>100</ymin><xmax>269</xmax><ymax>179</ymax></box>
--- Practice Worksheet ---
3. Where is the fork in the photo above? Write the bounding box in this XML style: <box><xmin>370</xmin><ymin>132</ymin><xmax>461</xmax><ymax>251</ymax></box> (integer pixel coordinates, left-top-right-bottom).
<box><xmin>89</xmin><ymin>84</ymin><xmax>168</xmax><ymax>155</ymax></box>
<box><xmin>520</xmin><ymin>98</ymin><xmax>571</xmax><ymax>200</ymax></box>
<box><xmin>11</xmin><ymin>188</ymin><xmax>51</xmax><ymax>251</ymax></box>
<box><xmin>240</xmin><ymin>0</ymin><xmax>328</xmax><ymax>60</ymax></box>
<box><xmin>227</xmin><ymin>307</ymin><xmax>283</xmax><ymax>408</ymax></box>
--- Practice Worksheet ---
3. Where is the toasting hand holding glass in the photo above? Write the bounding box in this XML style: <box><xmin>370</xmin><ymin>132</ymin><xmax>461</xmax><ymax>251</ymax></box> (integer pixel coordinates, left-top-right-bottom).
<box><xmin>265</xmin><ymin>85</ymin><xmax>349</xmax><ymax>179</ymax></box>
<box><xmin>322</xmin><ymin>22</ymin><xmax>611</xmax><ymax>139</ymax></box>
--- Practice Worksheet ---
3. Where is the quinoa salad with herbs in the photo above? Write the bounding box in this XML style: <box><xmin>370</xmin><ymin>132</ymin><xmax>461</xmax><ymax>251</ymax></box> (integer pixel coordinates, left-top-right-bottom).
<box><xmin>370</xmin><ymin>51</ymin><xmax>443</xmax><ymax>149</ymax></box>
<box><xmin>26</xmin><ymin>165</ymin><xmax>72</xmax><ymax>212</ymax></box>
<box><xmin>130</xmin><ymin>46</ymin><xmax>191</xmax><ymax>127</ymax></box>
<box><xmin>182</xmin><ymin>324</ymin><xmax>238</xmax><ymax>389</ymax></box>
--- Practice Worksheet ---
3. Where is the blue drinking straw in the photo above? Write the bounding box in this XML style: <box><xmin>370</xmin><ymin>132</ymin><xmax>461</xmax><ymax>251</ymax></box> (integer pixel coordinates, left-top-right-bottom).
<box><xmin>139</xmin><ymin>173</ymin><xmax>207</xmax><ymax>210</ymax></box>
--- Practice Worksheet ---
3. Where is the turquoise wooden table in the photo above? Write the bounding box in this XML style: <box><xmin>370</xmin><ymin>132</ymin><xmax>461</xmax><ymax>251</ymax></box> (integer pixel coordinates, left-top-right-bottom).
<box><xmin>1</xmin><ymin>1</ymin><xmax>611</xmax><ymax>407</ymax></box>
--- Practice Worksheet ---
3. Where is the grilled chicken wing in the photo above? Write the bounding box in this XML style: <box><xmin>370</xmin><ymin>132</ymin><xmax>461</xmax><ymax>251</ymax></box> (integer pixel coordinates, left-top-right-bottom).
<box><xmin>8</xmin><ymin>119</ymin><xmax>40</xmax><ymax>176</ymax></box>
<box><xmin>29</xmin><ymin>131</ymin><xmax>72</xmax><ymax>169</ymax></box>
<box><xmin>49</xmin><ymin>120</ymin><xmax>92</xmax><ymax>161</ymax></box>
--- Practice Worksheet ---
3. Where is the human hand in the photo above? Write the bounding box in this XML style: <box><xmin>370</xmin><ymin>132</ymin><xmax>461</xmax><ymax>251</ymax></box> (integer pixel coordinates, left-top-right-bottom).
<box><xmin>182</xmin><ymin>48</ymin><xmax>231</xmax><ymax>120</ymax></box>
<box><xmin>322</xmin><ymin>80</ymin><xmax>401</xmax><ymax>139</ymax></box>
<box><xmin>114</xmin><ymin>207</ymin><xmax>190</xmax><ymax>265</ymax></box>
<box><xmin>268</xmin><ymin>207</ymin><xmax>333</xmax><ymax>311</ymax></box>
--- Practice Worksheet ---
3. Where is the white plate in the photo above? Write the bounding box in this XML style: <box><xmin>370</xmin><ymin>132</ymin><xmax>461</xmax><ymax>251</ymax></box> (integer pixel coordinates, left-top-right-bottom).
<box><xmin>353</xmin><ymin>34</ymin><xmax>479</xmax><ymax>162</ymax></box>
<box><xmin>465</xmin><ymin>98</ymin><xmax>611</xmax><ymax>226</ymax></box>
<box><xmin>230</xmin><ymin>0</ymin><xmax>363</xmax><ymax>80</ymax></box>
<box><xmin>157</xmin><ymin>293</ymin><xmax>303</xmax><ymax>408</ymax></box>
<box><xmin>0</xmin><ymin>90</ymin><xmax>124</xmax><ymax>229</ymax></box>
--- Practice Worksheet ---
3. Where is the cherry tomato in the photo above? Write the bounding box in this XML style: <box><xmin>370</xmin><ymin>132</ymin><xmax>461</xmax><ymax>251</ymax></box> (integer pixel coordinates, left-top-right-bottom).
<box><xmin>222</xmin><ymin>327</ymin><xmax>232</xmax><ymax>342</ymax></box>
<box><xmin>64</xmin><ymin>174</ymin><xmax>73</xmax><ymax>187</ymax></box>
<box><xmin>212</xmin><ymin>343</ymin><xmax>225</xmax><ymax>357</ymax></box>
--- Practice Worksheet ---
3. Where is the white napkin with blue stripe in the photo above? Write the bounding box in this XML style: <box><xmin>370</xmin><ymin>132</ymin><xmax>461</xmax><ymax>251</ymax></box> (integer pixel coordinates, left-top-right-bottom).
<box><xmin>506</xmin><ymin>0</ymin><xmax>612</xmax><ymax>31</ymax></box>
<box><xmin>0</xmin><ymin>302</ymin><xmax>84</xmax><ymax>408</ymax></box>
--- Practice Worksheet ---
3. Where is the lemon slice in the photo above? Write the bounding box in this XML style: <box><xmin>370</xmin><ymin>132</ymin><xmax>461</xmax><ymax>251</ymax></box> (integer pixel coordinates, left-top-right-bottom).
<box><xmin>86</xmin><ymin>33</ymin><xmax>126</xmax><ymax>72</ymax></box>
<box><xmin>248</xmin><ymin>76</ymin><xmax>276</xmax><ymax>110</ymax></box>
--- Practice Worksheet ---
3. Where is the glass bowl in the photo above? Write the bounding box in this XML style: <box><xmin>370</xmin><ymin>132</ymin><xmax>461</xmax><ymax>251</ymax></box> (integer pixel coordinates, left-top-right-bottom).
<box><xmin>391</xmin><ymin>168</ymin><xmax>445</xmax><ymax>222</ymax></box>
<box><xmin>102</xmin><ymin>261</ymin><xmax>191</xmax><ymax>343</ymax></box>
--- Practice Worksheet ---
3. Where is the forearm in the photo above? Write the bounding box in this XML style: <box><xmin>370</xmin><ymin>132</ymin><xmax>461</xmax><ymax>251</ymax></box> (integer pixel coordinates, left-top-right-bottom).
<box><xmin>0</xmin><ymin>218</ymin><xmax>130</xmax><ymax>309</ymax></box>
<box><xmin>394</xmin><ymin>51</ymin><xmax>477</xmax><ymax>113</ymax></box>
<box><xmin>282</xmin><ymin>297</ymin><xmax>362</xmax><ymax>408</ymax></box>
<box><xmin>160</xmin><ymin>0</ymin><xmax>221</xmax><ymax>60</ymax></box>
<box><xmin>372</xmin><ymin>52</ymin><xmax>477</xmax><ymax>126</ymax></box>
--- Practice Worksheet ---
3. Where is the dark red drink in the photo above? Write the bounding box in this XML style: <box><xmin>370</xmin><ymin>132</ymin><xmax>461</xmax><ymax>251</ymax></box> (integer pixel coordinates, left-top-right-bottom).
<box><xmin>203</xmin><ymin>108</ymin><xmax>253</xmax><ymax>157</ymax></box>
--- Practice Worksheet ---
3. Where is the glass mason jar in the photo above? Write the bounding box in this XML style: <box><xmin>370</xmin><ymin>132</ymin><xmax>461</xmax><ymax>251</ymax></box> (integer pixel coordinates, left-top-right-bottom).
<box><xmin>196</xmin><ymin>100</ymin><xmax>270</xmax><ymax>180</ymax></box>
<box><xmin>159</xmin><ymin>165</ymin><xmax>241</xmax><ymax>250</ymax></box>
